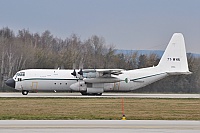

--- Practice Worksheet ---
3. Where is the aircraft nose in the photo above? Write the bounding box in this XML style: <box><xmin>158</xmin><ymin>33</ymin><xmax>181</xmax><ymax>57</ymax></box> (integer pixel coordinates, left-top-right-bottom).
<box><xmin>5</xmin><ymin>78</ymin><xmax>15</xmax><ymax>88</ymax></box>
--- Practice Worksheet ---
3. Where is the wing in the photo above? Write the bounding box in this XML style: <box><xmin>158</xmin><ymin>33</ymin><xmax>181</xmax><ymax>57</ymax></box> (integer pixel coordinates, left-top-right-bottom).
<box><xmin>95</xmin><ymin>69</ymin><xmax>124</xmax><ymax>77</ymax></box>
<box><xmin>82</xmin><ymin>69</ymin><xmax>124</xmax><ymax>83</ymax></box>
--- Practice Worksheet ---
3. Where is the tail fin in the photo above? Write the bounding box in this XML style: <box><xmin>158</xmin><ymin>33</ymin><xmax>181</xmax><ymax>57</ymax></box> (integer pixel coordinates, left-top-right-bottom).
<box><xmin>157</xmin><ymin>33</ymin><xmax>191</xmax><ymax>75</ymax></box>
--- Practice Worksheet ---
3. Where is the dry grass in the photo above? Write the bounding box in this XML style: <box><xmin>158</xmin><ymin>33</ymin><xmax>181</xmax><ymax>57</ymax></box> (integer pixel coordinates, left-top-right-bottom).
<box><xmin>0</xmin><ymin>98</ymin><xmax>199</xmax><ymax>120</ymax></box>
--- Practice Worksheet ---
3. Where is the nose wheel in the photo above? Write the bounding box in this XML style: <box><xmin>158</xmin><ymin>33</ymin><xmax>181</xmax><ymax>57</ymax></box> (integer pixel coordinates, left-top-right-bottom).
<box><xmin>22</xmin><ymin>90</ymin><xmax>29</xmax><ymax>95</ymax></box>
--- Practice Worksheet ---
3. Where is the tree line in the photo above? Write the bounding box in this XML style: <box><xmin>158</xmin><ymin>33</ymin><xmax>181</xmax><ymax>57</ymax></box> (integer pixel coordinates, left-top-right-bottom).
<box><xmin>0</xmin><ymin>27</ymin><xmax>199</xmax><ymax>93</ymax></box>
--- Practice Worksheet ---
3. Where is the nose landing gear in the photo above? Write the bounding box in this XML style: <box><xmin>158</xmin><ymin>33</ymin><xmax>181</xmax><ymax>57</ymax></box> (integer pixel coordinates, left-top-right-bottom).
<box><xmin>22</xmin><ymin>90</ymin><xmax>29</xmax><ymax>95</ymax></box>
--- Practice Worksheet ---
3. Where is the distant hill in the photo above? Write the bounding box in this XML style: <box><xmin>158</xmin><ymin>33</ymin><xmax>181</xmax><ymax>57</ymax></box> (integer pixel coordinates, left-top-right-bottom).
<box><xmin>115</xmin><ymin>50</ymin><xmax>200</xmax><ymax>58</ymax></box>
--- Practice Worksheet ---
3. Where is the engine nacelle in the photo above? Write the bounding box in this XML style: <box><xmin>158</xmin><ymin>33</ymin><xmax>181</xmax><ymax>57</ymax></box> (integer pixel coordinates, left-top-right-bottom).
<box><xmin>83</xmin><ymin>72</ymin><xmax>98</xmax><ymax>78</ymax></box>
<box><xmin>70</xmin><ymin>81</ymin><xmax>87</xmax><ymax>92</ymax></box>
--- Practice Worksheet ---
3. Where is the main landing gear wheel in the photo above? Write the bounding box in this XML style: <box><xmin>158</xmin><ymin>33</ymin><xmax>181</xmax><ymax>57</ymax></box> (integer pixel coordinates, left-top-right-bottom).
<box><xmin>81</xmin><ymin>92</ymin><xmax>87</xmax><ymax>95</ymax></box>
<box><xmin>96</xmin><ymin>93</ymin><xmax>102</xmax><ymax>96</ymax></box>
<box><xmin>22</xmin><ymin>90</ymin><xmax>29</xmax><ymax>95</ymax></box>
<box><xmin>81</xmin><ymin>92</ymin><xmax>102</xmax><ymax>96</ymax></box>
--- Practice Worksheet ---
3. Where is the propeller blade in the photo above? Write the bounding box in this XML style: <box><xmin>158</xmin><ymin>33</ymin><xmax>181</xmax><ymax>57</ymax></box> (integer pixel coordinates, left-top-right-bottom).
<box><xmin>79</xmin><ymin>60</ymin><xmax>83</xmax><ymax>70</ymax></box>
<box><xmin>71</xmin><ymin>69</ymin><xmax>76</xmax><ymax>77</ymax></box>
<box><xmin>78</xmin><ymin>69</ymin><xmax>83</xmax><ymax>76</ymax></box>
<box><xmin>71</xmin><ymin>63</ymin><xmax>77</xmax><ymax>77</ymax></box>
<box><xmin>73</xmin><ymin>63</ymin><xmax>76</xmax><ymax>70</ymax></box>
<box><xmin>78</xmin><ymin>60</ymin><xmax>84</xmax><ymax>76</ymax></box>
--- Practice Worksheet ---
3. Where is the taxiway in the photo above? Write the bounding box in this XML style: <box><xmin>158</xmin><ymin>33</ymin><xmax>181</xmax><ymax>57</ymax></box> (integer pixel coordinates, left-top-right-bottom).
<box><xmin>0</xmin><ymin>120</ymin><xmax>199</xmax><ymax>133</ymax></box>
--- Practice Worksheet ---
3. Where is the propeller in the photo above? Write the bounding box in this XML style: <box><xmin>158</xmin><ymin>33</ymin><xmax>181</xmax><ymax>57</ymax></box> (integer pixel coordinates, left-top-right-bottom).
<box><xmin>78</xmin><ymin>69</ymin><xmax>83</xmax><ymax>76</ymax></box>
<box><xmin>78</xmin><ymin>61</ymin><xmax>84</xmax><ymax>76</ymax></box>
<box><xmin>71</xmin><ymin>61</ymin><xmax>84</xmax><ymax>79</ymax></box>
<box><xmin>71</xmin><ymin>63</ymin><xmax>77</xmax><ymax>77</ymax></box>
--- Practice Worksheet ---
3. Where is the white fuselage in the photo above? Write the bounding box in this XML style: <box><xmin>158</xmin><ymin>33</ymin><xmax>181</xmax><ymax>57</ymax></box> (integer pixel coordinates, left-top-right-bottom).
<box><xmin>13</xmin><ymin>66</ymin><xmax>168</xmax><ymax>92</ymax></box>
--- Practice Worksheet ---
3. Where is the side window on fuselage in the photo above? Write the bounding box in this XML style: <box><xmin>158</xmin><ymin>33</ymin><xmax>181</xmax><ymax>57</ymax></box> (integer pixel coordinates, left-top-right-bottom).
<box><xmin>18</xmin><ymin>78</ymin><xmax>22</xmax><ymax>81</ymax></box>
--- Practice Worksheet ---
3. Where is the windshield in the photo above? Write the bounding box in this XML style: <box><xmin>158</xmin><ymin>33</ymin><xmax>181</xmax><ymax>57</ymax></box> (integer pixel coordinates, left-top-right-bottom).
<box><xmin>16</xmin><ymin>72</ymin><xmax>25</xmax><ymax>76</ymax></box>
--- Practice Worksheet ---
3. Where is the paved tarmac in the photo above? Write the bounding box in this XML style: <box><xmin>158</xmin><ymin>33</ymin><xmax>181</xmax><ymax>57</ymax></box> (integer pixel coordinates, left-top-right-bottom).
<box><xmin>0</xmin><ymin>120</ymin><xmax>199</xmax><ymax>133</ymax></box>
<box><xmin>0</xmin><ymin>92</ymin><xmax>200</xmax><ymax>98</ymax></box>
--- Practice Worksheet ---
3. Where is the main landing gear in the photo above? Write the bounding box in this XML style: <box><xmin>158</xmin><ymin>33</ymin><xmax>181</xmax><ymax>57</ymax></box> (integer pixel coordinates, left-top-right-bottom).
<box><xmin>81</xmin><ymin>92</ymin><xmax>102</xmax><ymax>96</ymax></box>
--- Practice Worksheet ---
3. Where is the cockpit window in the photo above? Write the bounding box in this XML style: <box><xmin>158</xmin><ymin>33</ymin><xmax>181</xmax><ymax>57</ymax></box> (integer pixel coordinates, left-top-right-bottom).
<box><xmin>16</xmin><ymin>72</ymin><xmax>25</xmax><ymax>76</ymax></box>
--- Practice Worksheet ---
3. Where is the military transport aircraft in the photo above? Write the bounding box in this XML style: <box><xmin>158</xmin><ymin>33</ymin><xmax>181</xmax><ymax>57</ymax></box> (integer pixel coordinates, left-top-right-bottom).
<box><xmin>6</xmin><ymin>33</ymin><xmax>191</xmax><ymax>95</ymax></box>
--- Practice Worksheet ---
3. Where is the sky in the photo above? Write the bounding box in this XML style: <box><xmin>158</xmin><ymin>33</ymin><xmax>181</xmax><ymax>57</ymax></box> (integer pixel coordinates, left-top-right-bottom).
<box><xmin>0</xmin><ymin>0</ymin><xmax>200</xmax><ymax>53</ymax></box>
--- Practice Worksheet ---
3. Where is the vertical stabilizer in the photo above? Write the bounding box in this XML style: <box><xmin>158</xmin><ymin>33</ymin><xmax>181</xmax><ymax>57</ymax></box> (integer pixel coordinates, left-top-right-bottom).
<box><xmin>157</xmin><ymin>33</ymin><xmax>191</xmax><ymax>74</ymax></box>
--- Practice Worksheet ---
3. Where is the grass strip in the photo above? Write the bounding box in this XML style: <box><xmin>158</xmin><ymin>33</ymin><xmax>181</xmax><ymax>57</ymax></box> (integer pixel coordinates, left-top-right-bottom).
<box><xmin>0</xmin><ymin>98</ymin><xmax>199</xmax><ymax>120</ymax></box>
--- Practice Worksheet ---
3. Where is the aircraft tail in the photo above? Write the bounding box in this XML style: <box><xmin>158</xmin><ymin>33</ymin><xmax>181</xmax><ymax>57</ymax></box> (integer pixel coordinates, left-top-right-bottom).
<box><xmin>157</xmin><ymin>33</ymin><xmax>191</xmax><ymax>75</ymax></box>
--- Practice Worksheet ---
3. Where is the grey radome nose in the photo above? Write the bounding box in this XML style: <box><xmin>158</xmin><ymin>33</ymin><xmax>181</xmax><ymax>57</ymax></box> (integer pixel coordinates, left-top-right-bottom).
<box><xmin>5</xmin><ymin>78</ymin><xmax>15</xmax><ymax>88</ymax></box>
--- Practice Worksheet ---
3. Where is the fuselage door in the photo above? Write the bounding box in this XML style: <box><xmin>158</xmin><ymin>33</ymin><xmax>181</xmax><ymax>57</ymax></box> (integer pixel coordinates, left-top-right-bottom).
<box><xmin>31</xmin><ymin>82</ymin><xmax>38</xmax><ymax>91</ymax></box>
<box><xmin>113</xmin><ymin>82</ymin><xmax>120</xmax><ymax>91</ymax></box>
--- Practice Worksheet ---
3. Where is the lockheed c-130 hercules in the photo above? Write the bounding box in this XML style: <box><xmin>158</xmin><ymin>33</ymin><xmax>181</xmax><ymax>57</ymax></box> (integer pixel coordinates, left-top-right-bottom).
<box><xmin>6</xmin><ymin>33</ymin><xmax>191</xmax><ymax>95</ymax></box>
